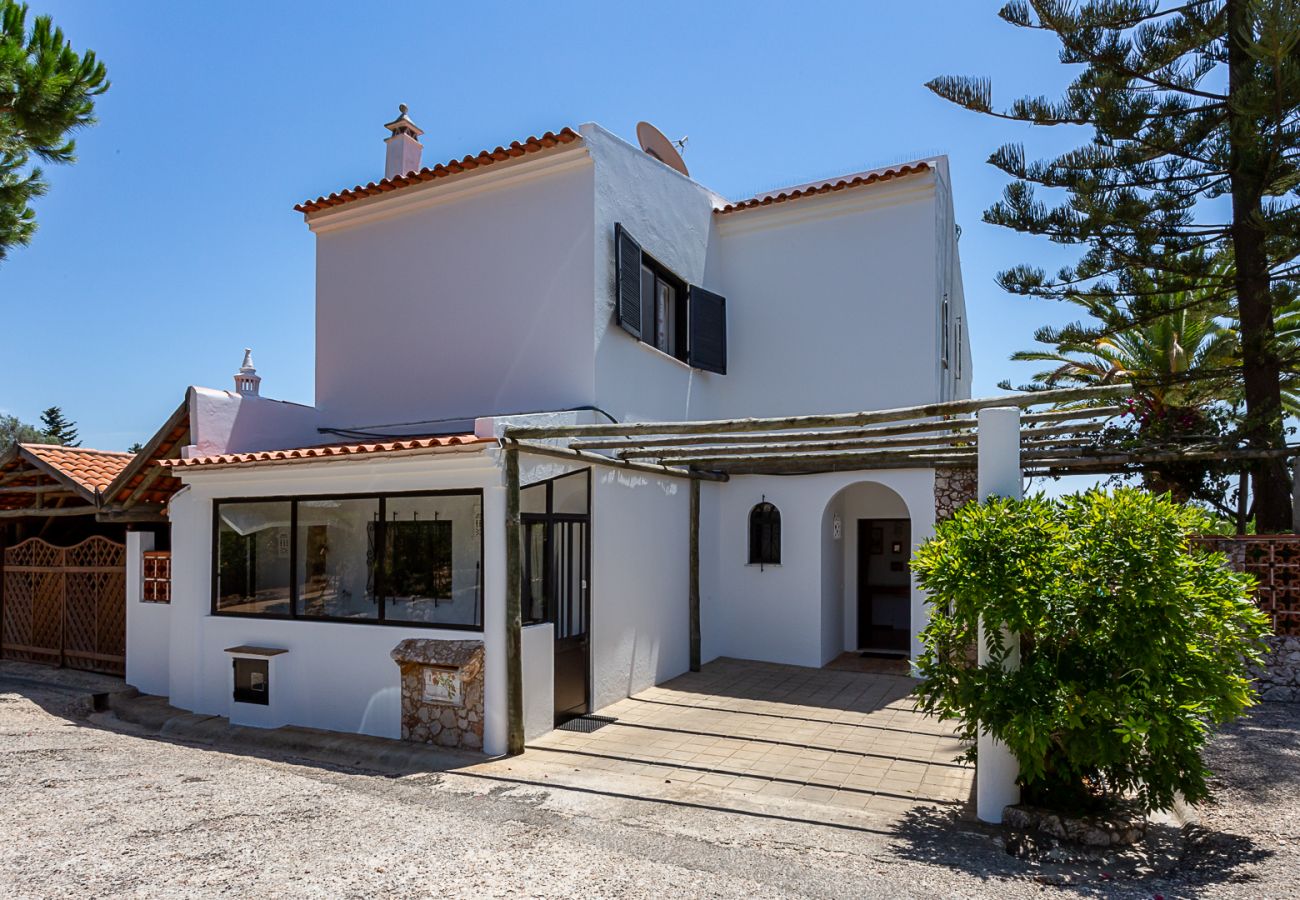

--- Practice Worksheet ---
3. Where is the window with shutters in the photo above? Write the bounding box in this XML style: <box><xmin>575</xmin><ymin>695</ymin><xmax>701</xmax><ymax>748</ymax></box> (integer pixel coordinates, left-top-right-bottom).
<box><xmin>640</xmin><ymin>257</ymin><xmax>688</xmax><ymax>362</ymax></box>
<box><xmin>748</xmin><ymin>501</ymin><xmax>781</xmax><ymax>567</ymax></box>
<box><xmin>615</xmin><ymin>223</ymin><xmax>727</xmax><ymax>374</ymax></box>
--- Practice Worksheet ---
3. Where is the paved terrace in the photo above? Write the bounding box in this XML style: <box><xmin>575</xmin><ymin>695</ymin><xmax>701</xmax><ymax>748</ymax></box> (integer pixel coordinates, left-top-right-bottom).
<box><xmin>520</xmin><ymin>658</ymin><xmax>972</xmax><ymax>818</ymax></box>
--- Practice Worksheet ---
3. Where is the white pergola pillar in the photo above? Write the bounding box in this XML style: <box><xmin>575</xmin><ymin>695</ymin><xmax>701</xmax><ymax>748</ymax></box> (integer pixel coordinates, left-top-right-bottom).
<box><xmin>975</xmin><ymin>406</ymin><xmax>1022</xmax><ymax>823</ymax></box>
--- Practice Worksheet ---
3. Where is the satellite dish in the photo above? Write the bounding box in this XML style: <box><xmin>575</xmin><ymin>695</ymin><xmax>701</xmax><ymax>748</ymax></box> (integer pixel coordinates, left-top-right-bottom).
<box><xmin>637</xmin><ymin>121</ymin><xmax>689</xmax><ymax>177</ymax></box>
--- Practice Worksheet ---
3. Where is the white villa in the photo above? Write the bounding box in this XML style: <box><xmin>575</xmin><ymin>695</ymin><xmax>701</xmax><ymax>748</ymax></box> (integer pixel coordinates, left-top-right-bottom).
<box><xmin>113</xmin><ymin>110</ymin><xmax>973</xmax><ymax>756</ymax></box>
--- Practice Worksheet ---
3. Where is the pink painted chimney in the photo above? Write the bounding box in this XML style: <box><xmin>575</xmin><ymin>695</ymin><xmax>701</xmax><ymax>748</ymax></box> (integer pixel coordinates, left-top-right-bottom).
<box><xmin>383</xmin><ymin>104</ymin><xmax>424</xmax><ymax>179</ymax></box>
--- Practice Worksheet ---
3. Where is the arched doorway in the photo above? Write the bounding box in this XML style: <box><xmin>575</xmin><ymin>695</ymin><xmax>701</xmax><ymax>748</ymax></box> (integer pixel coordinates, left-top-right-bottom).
<box><xmin>821</xmin><ymin>482</ymin><xmax>913</xmax><ymax>663</ymax></box>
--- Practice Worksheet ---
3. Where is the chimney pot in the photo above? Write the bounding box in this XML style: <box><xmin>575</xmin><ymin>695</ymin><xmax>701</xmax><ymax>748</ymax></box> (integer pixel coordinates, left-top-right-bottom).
<box><xmin>383</xmin><ymin>104</ymin><xmax>424</xmax><ymax>180</ymax></box>
<box><xmin>234</xmin><ymin>347</ymin><xmax>262</xmax><ymax>396</ymax></box>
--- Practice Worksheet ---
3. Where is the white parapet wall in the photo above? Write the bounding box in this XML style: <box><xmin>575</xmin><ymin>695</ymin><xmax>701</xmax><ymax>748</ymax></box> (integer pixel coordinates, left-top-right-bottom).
<box><xmin>521</xmin><ymin>622</ymin><xmax>555</xmax><ymax>741</ymax></box>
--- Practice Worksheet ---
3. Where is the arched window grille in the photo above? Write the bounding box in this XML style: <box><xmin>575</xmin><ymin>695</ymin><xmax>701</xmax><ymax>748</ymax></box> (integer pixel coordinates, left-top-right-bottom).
<box><xmin>748</xmin><ymin>500</ymin><xmax>781</xmax><ymax>567</ymax></box>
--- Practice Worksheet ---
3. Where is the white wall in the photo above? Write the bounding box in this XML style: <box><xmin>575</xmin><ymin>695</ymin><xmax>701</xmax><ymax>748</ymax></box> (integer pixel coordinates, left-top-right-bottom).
<box><xmin>705</xmin><ymin>173</ymin><xmax>942</xmax><ymax>419</ymax></box>
<box><xmin>302</xmin><ymin>124</ymin><xmax>962</xmax><ymax>435</ymax></box>
<box><xmin>702</xmin><ymin>469</ymin><xmax>936</xmax><ymax>668</ymax></box>
<box><xmin>521</xmin><ymin>622</ymin><xmax>554</xmax><ymax>741</ymax></box>
<box><xmin>166</xmin><ymin>451</ymin><xmax>508</xmax><ymax>753</ymax></box>
<box><xmin>310</xmin><ymin>148</ymin><xmax>597</xmax><ymax>430</ymax></box>
<box><xmin>932</xmin><ymin>157</ymin><xmax>972</xmax><ymax>402</ymax></box>
<box><xmin>124</xmin><ymin>530</ymin><xmax>170</xmax><ymax>696</ymax></box>
<box><xmin>589</xmin><ymin>464</ymin><xmax>692</xmax><ymax>711</ymax></box>
<box><xmin>588</xmin><ymin>125</ymin><xmax>722</xmax><ymax>425</ymax></box>
<box><xmin>189</xmin><ymin>386</ymin><xmax>323</xmax><ymax>456</ymax></box>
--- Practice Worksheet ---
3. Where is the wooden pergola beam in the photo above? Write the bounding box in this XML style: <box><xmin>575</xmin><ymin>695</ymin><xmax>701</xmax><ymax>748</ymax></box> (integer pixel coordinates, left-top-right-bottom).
<box><xmin>505</xmin><ymin>385</ymin><xmax>1131</xmax><ymax>440</ymax></box>
<box><xmin>1025</xmin><ymin>445</ymin><xmax>1300</xmax><ymax>473</ymax></box>
<box><xmin>570</xmin><ymin>417</ymin><xmax>980</xmax><ymax>451</ymax></box>
<box><xmin>1022</xmin><ymin>405</ymin><xmax>1124</xmax><ymax>425</ymax></box>
<box><xmin>0</xmin><ymin>505</ymin><xmax>98</xmax><ymax>519</ymax></box>
<box><xmin>508</xmin><ymin>441</ymin><xmax>729</xmax><ymax>482</ymax></box>
<box><xmin>681</xmin><ymin>449</ymin><xmax>981</xmax><ymax>473</ymax></box>
<box><xmin>628</xmin><ymin>421</ymin><xmax>1109</xmax><ymax>463</ymax></box>
<box><xmin>0</xmin><ymin>485</ymin><xmax>77</xmax><ymax>496</ymax></box>
<box><xmin>620</xmin><ymin>431</ymin><xmax>977</xmax><ymax>460</ymax></box>
<box><xmin>689</xmin><ymin>479</ymin><xmax>701</xmax><ymax>673</ymax></box>
<box><xmin>120</xmin><ymin>462</ymin><xmax>168</xmax><ymax>511</ymax></box>
<box><xmin>504</xmin><ymin>446</ymin><xmax>524</xmax><ymax>756</ymax></box>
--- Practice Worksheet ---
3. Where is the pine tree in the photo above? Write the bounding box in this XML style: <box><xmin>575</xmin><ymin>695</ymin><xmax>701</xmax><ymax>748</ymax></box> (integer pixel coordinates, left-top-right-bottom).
<box><xmin>928</xmin><ymin>0</ymin><xmax>1300</xmax><ymax>531</ymax></box>
<box><xmin>0</xmin><ymin>1</ymin><xmax>108</xmax><ymax>260</ymax></box>
<box><xmin>39</xmin><ymin>405</ymin><xmax>78</xmax><ymax>446</ymax></box>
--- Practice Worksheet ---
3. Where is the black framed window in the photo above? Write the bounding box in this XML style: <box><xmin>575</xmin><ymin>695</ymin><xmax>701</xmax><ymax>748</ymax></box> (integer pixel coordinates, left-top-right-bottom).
<box><xmin>615</xmin><ymin>223</ymin><xmax>727</xmax><ymax>374</ymax></box>
<box><xmin>212</xmin><ymin>490</ymin><xmax>483</xmax><ymax>630</ymax></box>
<box><xmin>641</xmin><ymin>257</ymin><xmax>688</xmax><ymax>361</ymax></box>
<box><xmin>749</xmin><ymin>501</ymin><xmax>781</xmax><ymax>567</ymax></box>
<box><xmin>520</xmin><ymin>469</ymin><xmax>590</xmax><ymax>627</ymax></box>
<box><xmin>216</xmin><ymin>500</ymin><xmax>293</xmax><ymax>615</ymax></box>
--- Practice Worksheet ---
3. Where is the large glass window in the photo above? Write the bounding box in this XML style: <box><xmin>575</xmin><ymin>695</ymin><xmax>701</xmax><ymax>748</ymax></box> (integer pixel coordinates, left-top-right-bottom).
<box><xmin>216</xmin><ymin>501</ymin><xmax>293</xmax><ymax>614</ymax></box>
<box><xmin>296</xmin><ymin>497</ymin><xmax>379</xmax><ymax>619</ymax></box>
<box><xmin>383</xmin><ymin>493</ymin><xmax>481</xmax><ymax>626</ymax></box>
<box><xmin>212</xmin><ymin>491</ymin><xmax>483</xmax><ymax>630</ymax></box>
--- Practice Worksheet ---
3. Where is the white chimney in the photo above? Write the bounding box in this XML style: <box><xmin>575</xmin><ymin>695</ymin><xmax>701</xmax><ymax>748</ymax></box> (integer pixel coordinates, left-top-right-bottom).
<box><xmin>383</xmin><ymin>104</ymin><xmax>424</xmax><ymax>179</ymax></box>
<box><xmin>234</xmin><ymin>348</ymin><xmax>261</xmax><ymax>396</ymax></box>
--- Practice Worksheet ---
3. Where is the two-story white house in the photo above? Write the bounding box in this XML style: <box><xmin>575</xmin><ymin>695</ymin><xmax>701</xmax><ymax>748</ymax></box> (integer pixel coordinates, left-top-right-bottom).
<box><xmin>121</xmin><ymin>110</ymin><xmax>972</xmax><ymax>756</ymax></box>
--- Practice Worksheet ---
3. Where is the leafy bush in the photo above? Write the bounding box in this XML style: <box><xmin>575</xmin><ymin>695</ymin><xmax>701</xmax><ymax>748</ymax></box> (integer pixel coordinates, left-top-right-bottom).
<box><xmin>911</xmin><ymin>488</ymin><xmax>1269</xmax><ymax>814</ymax></box>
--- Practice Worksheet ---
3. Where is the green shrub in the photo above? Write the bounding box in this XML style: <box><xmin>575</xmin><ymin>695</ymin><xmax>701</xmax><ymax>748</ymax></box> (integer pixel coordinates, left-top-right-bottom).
<box><xmin>911</xmin><ymin>487</ymin><xmax>1269</xmax><ymax>813</ymax></box>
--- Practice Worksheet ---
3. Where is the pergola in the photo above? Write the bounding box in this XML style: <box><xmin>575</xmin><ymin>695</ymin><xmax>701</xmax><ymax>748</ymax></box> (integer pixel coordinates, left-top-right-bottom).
<box><xmin>0</xmin><ymin>444</ymin><xmax>134</xmax><ymax>521</ymax></box>
<box><xmin>494</xmin><ymin>383</ymin><xmax>1300</xmax><ymax>755</ymax></box>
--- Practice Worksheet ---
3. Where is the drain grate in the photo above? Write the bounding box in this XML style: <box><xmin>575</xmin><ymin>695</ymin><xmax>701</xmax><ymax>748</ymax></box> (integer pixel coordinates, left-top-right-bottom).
<box><xmin>556</xmin><ymin>714</ymin><xmax>617</xmax><ymax>734</ymax></box>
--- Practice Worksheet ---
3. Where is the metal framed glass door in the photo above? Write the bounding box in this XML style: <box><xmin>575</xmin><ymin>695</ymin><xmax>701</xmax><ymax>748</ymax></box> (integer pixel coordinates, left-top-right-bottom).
<box><xmin>519</xmin><ymin>470</ymin><xmax>591</xmax><ymax>724</ymax></box>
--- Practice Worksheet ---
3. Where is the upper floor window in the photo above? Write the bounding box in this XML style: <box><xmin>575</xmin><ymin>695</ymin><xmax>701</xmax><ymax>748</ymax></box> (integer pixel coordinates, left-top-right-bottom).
<box><xmin>615</xmin><ymin>223</ymin><xmax>727</xmax><ymax>374</ymax></box>
<box><xmin>641</xmin><ymin>257</ymin><xmax>687</xmax><ymax>360</ymax></box>
<box><xmin>749</xmin><ymin>501</ymin><xmax>781</xmax><ymax>567</ymax></box>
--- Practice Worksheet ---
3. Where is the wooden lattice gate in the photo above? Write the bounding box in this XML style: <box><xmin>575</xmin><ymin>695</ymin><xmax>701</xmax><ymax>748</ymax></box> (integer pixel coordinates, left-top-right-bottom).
<box><xmin>1</xmin><ymin>536</ymin><xmax>126</xmax><ymax>674</ymax></box>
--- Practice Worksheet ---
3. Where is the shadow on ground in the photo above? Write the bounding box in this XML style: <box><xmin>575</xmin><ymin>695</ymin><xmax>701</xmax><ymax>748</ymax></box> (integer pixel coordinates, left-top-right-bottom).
<box><xmin>888</xmin><ymin>783</ymin><xmax>1273</xmax><ymax>895</ymax></box>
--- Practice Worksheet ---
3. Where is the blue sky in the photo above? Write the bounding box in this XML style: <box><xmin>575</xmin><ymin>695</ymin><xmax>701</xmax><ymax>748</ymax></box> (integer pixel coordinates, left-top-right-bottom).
<box><xmin>1</xmin><ymin>1</ymin><xmax>1089</xmax><ymax>450</ymax></box>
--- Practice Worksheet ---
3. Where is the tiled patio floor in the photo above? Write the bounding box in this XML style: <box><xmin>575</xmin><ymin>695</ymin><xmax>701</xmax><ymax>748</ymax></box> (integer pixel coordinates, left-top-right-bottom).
<box><xmin>523</xmin><ymin>657</ymin><xmax>972</xmax><ymax>818</ymax></box>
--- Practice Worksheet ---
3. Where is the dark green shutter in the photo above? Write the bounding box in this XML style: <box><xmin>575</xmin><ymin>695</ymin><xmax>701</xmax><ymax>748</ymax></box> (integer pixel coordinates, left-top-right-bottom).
<box><xmin>614</xmin><ymin>223</ymin><xmax>643</xmax><ymax>339</ymax></box>
<box><xmin>688</xmin><ymin>285</ymin><xmax>727</xmax><ymax>374</ymax></box>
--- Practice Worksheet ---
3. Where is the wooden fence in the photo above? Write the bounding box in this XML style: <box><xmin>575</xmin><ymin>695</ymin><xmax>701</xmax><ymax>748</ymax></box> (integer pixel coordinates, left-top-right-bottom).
<box><xmin>1</xmin><ymin>536</ymin><xmax>126</xmax><ymax>674</ymax></box>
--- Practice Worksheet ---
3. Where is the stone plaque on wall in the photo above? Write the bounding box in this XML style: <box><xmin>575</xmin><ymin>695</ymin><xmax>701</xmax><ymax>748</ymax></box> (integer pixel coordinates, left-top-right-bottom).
<box><xmin>391</xmin><ymin>639</ymin><xmax>485</xmax><ymax>750</ymax></box>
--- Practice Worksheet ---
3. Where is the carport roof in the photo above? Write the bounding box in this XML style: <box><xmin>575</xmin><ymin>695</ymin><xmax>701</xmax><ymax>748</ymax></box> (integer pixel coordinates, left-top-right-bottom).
<box><xmin>0</xmin><ymin>443</ymin><xmax>134</xmax><ymax>515</ymax></box>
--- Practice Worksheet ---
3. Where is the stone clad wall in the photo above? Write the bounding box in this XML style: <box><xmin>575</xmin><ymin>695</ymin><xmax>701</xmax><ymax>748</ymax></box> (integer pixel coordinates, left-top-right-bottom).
<box><xmin>934</xmin><ymin>466</ymin><xmax>978</xmax><ymax>522</ymax></box>
<box><xmin>391</xmin><ymin>639</ymin><xmax>485</xmax><ymax>749</ymax></box>
<box><xmin>1252</xmin><ymin>636</ymin><xmax>1300</xmax><ymax>702</ymax></box>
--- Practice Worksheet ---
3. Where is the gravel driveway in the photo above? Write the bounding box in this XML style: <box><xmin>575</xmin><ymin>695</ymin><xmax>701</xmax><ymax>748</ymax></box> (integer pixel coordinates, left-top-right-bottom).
<box><xmin>0</xmin><ymin>664</ymin><xmax>1295</xmax><ymax>898</ymax></box>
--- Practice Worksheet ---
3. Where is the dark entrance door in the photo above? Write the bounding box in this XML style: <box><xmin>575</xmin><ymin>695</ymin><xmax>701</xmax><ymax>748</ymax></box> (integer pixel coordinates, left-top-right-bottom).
<box><xmin>520</xmin><ymin>470</ymin><xmax>591</xmax><ymax>725</ymax></box>
<box><xmin>857</xmin><ymin>518</ymin><xmax>911</xmax><ymax>655</ymax></box>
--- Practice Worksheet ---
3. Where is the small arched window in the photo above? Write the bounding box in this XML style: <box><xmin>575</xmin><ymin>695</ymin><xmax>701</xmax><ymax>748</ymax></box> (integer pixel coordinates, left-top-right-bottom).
<box><xmin>748</xmin><ymin>501</ymin><xmax>781</xmax><ymax>567</ymax></box>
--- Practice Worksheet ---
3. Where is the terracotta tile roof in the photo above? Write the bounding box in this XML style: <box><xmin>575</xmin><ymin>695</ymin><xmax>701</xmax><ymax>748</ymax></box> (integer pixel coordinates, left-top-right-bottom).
<box><xmin>0</xmin><ymin>444</ymin><xmax>134</xmax><ymax>513</ymax></box>
<box><xmin>294</xmin><ymin>127</ymin><xmax>583</xmax><ymax>215</ymax></box>
<box><xmin>160</xmin><ymin>434</ymin><xmax>494</xmax><ymax>471</ymax></box>
<box><xmin>716</xmin><ymin>162</ymin><xmax>931</xmax><ymax>215</ymax></box>
<box><xmin>20</xmin><ymin>445</ymin><xmax>134</xmax><ymax>494</ymax></box>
